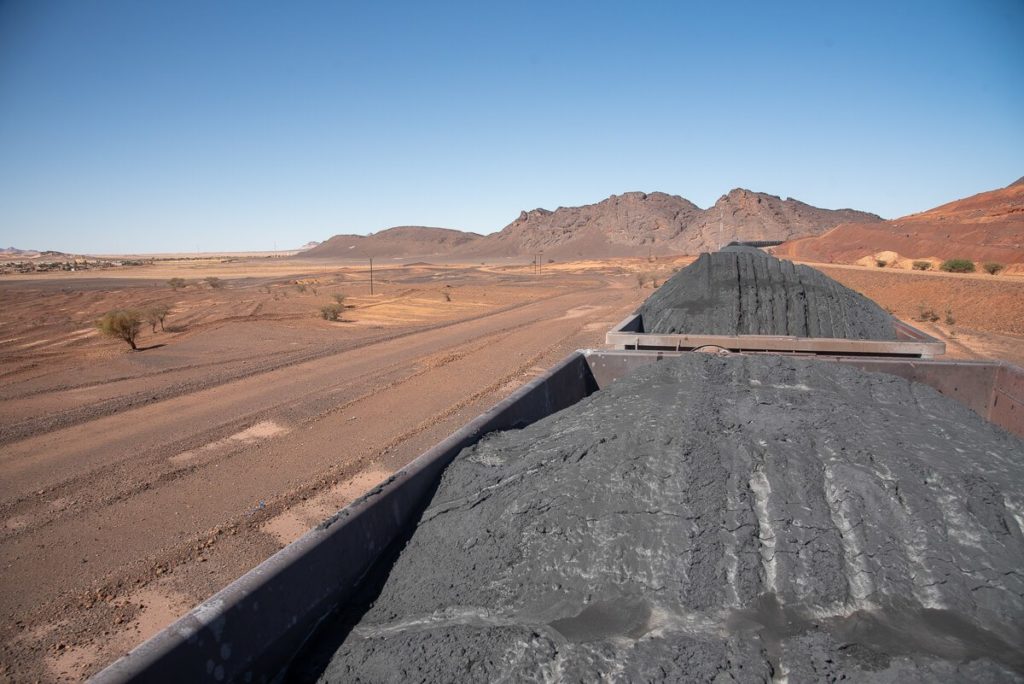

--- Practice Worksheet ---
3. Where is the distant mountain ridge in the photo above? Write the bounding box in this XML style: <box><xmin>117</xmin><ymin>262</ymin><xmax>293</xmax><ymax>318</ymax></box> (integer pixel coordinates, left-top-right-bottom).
<box><xmin>302</xmin><ymin>189</ymin><xmax>880</xmax><ymax>260</ymax></box>
<box><xmin>302</xmin><ymin>226</ymin><xmax>483</xmax><ymax>259</ymax></box>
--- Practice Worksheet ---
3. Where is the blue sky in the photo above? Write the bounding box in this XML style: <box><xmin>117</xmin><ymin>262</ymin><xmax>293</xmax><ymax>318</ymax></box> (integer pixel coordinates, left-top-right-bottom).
<box><xmin>1</xmin><ymin>1</ymin><xmax>1022</xmax><ymax>254</ymax></box>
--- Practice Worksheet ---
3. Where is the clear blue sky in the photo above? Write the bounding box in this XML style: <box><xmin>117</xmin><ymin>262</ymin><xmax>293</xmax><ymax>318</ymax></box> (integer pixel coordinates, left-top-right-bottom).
<box><xmin>1</xmin><ymin>1</ymin><xmax>1022</xmax><ymax>254</ymax></box>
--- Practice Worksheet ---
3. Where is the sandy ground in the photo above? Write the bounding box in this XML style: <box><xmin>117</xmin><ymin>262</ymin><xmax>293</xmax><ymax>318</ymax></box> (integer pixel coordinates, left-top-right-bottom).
<box><xmin>0</xmin><ymin>255</ymin><xmax>1021</xmax><ymax>681</ymax></box>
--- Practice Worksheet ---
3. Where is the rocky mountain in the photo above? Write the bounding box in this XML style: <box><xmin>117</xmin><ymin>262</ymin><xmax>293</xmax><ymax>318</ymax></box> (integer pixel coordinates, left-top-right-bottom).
<box><xmin>457</xmin><ymin>192</ymin><xmax>702</xmax><ymax>259</ymax></box>
<box><xmin>775</xmin><ymin>178</ymin><xmax>1024</xmax><ymax>266</ymax></box>
<box><xmin>678</xmin><ymin>189</ymin><xmax>881</xmax><ymax>253</ymax></box>
<box><xmin>300</xmin><ymin>226</ymin><xmax>482</xmax><ymax>259</ymax></box>
<box><xmin>458</xmin><ymin>190</ymin><xmax>879</xmax><ymax>259</ymax></box>
<box><xmin>304</xmin><ymin>189</ymin><xmax>880</xmax><ymax>260</ymax></box>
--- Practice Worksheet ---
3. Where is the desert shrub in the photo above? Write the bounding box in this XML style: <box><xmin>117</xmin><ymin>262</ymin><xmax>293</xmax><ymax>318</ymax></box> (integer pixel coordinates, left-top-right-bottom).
<box><xmin>636</xmin><ymin>273</ymin><xmax>648</xmax><ymax>288</ymax></box>
<box><xmin>320</xmin><ymin>303</ymin><xmax>343</xmax><ymax>321</ymax></box>
<box><xmin>940</xmin><ymin>259</ymin><xmax>974</xmax><ymax>273</ymax></box>
<box><xmin>204</xmin><ymin>276</ymin><xmax>224</xmax><ymax>288</ymax></box>
<box><xmin>945</xmin><ymin>309</ymin><xmax>955</xmax><ymax>325</ymax></box>
<box><xmin>332</xmin><ymin>293</ymin><xmax>347</xmax><ymax>305</ymax></box>
<box><xmin>982</xmin><ymin>262</ymin><xmax>1004</xmax><ymax>275</ymax></box>
<box><xmin>167</xmin><ymin>277</ymin><xmax>187</xmax><ymax>290</ymax></box>
<box><xmin>442</xmin><ymin>291</ymin><xmax>451</xmax><ymax>302</ymax></box>
<box><xmin>916</xmin><ymin>306</ymin><xmax>940</xmax><ymax>323</ymax></box>
<box><xmin>96</xmin><ymin>310</ymin><xmax>143</xmax><ymax>349</ymax></box>
<box><xmin>295</xmin><ymin>283</ymin><xmax>307</xmax><ymax>293</ymax></box>
<box><xmin>875</xmin><ymin>259</ymin><xmax>887</xmax><ymax>268</ymax></box>
<box><xmin>912</xmin><ymin>261</ymin><xmax>931</xmax><ymax>271</ymax></box>
<box><xmin>144</xmin><ymin>304</ymin><xmax>171</xmax><ymax>332</ymax></box>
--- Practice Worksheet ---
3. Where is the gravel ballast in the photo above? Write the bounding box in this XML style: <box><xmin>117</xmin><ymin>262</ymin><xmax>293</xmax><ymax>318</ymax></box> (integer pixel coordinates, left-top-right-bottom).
<box><xmin>308</xmin><ymin>354</ymin><xmax>1024</xmax><ymax>682</ymax></box>
<box><xmin>638</xmin><ymin>251</ymin><xmax>898</xmax><ymax>339</ymax></box>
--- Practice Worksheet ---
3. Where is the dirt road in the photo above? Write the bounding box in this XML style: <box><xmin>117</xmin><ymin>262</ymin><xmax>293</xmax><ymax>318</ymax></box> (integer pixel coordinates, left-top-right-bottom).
<box><xmin>0</xmin><ymin>273</ymin><xmax>643</xmax><ymax>681</ymax></box>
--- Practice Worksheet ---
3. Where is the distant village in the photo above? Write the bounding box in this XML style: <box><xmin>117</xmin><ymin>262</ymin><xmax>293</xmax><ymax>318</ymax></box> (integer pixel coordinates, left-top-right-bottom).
<box><xmin>0</xmin><ymin>254</ymin><xmax>151</xmax><ymax>275</ymax></box>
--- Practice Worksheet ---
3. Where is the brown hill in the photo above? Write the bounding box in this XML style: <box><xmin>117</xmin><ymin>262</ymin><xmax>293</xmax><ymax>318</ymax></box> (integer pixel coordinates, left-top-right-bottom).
<box><xmin>677</xmin><ymin>189</ymin><xmax>881</xmax><ymax>253</ymax></box>
<box><xmin>304</xmin><ymin>190</ymin><xmax>879</xmax><ymax>260</ymax></box>
<box><xmin>775</xmin><ymin>180</ymin><xmax>1024</xmax><ymax>266</ymax></box>
<box><xmin>457</xmin><ymin>190</ymin><xmax>877</xmax><ymax>259</ymax></box>
<box><xmin>456</xmin><ymin>192</ymin><xmax>703</xmax><ymax>259</ymax></box>
<box><xmin>299</xmin><ymin>226</ymin><xmax>482</xmax><ymax>259</ymax></box>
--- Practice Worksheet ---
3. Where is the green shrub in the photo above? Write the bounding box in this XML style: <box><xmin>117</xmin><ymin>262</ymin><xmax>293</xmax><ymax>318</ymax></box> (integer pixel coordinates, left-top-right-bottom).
<box><xmin>912</xmin><ymin>261</ymin><xmax>931</xmax><ymax>271</ymax></box>
<box><xmin>940</xmin><ymin>259</ymin><xmax>974</xmax><ymax>273</ymax></box>
<box><xmin>982</xmin><ymin>262</ymin><xmax>1004</xmax><ymax>275</ymax></box>
<box><xmin>144</xmin><ymin>304</ymin><xmax>171</xmax><ymax>332</ymax></box>
<box><xmin>320</xmin><ymin>303</ymin><xmax>343</xmax><ymax>321</ymax></box>
<box><xmin>96</xmin><ymin>310</ymin><xmax>143</xmax><ymax>349</ymax></box>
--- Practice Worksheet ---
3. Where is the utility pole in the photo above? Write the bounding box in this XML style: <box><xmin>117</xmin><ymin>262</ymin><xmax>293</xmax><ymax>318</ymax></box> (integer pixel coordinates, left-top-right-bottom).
<box><xmin>539</xmin><ymin>251</ymin><xmax>543</xmax><ymax>275</ymax></box>
<box><xmin>369</xmin><ymin>257</ymin><xmax>374</xmax><ymax>295</ymax></box>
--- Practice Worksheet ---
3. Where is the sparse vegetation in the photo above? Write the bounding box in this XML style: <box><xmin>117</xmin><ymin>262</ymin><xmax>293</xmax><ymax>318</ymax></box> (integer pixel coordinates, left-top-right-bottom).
<box><xmin>295</xmin><ymin>283</ymin><xmax>307</xmax><ymax>294</ymax></box>
<box><xmin>915</xmin><ymin>306</ymin><xmax>940</xmax><ymax>323</ymax></box>
<box><xmin>332</xmin><ymin>293</ymin><xmax>347</xmax><ymax>305</ymax></box>
<box><xmin>442</xmin><ymin>291</ymin><xmax>452</xmax><ymax>302</ymax></box>
<box><xmin>982</xmin><ymin>262</ymin><xmax>1004</xmax><ymax>275</ymax></box>
<box><xmin>944</xmin><ymin>309</ymin><xmax>955</xmax><ymax>326</ymax></box>
<box><xmin>204</xmin><ymin>276</ymin><xmax>224</xmax><ymax>288</ymax></box>
<box><xmin>636</xmin><ymin>273</ymin><xmax>647</xmax><ymax>288</ymax></box>
<box><xmin>96</xmin><ymin>310</ymin><xmax>143</xmax><ymax>350</ymax></box>
<box><xmin>320</xmin><ymin>303</ymin><xmax>344</xmax><ymax>321</ymax></box>
<box><xmin>912</xmin><ymin>261</ymin><xmax>931</xmax><ymax>271</ymax></box>
<box><xmin>144</xmin><ymin>304</ymin><xmax>171</xmax><ymax>332</ymax></box>
<box><xmin>940</xmin><ymin>259</ymin><xmax>975</xmax><ymax>273</ymax></box>
<box><xmin>167</xmin><ymin>277</ymin><xmax>187</xmax><ymax>290</ymax></box>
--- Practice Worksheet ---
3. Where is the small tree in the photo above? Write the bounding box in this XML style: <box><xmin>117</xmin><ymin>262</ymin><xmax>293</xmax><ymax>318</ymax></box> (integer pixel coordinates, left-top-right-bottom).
<box><xmin>940</xmin><ymin>259</ymin><xmax>975</xmax><ymax>273</ymax></box>
<box><xmin>167</xmin><ymin>277</ymin><xmax>187</xmax><ymax>290</ymax></box>
<box><xmin>912</xmin><ymin>261</ymin><xmax>931</xmax><ymax>271</ymax></box>
<box><xmin>205</xmin><ymin>276</ymin><xmax>224</xmax><ymax>289</ymax></box>
<box><xmin>320</xmin><ymin>303</ymin><xmax>343</xmax><ymax>321</ymax></box>
<box><xmin>144</xmin><ymin>304</ymin><xmax>171</xmax><ymax>332</ymax></box>
<box><xmin>96</xmin><ymin>310</ymin><xmax>143</xmax><ymax>350</ymax></box>
<box><xmin>982</xmin><ymin>262</ymin><xmax>1004</xmax><ymax>275</ymax></box>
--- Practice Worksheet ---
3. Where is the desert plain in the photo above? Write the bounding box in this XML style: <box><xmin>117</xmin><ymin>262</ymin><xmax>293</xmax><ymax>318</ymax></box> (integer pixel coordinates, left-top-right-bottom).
<box><xmin>1</xmin><ymin>254</ymin><xmax>1023</xmax><ymax>681</ymax></box>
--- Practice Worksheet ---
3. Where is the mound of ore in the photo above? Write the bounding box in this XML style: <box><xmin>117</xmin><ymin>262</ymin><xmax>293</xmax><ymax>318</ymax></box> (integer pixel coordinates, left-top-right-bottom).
<box><xmin>308</xmin><ymin>354</ymin><xmax>1024</xmax><ymax>682</ymax></box>
<box><xmin>637</xmin><ymin>251</ymin><xmax>897</xmax><ymax>339</ymax></box>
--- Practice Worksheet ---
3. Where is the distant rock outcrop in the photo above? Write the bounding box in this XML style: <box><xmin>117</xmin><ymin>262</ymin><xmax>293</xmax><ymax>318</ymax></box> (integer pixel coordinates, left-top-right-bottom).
<box><xmin>304</xmin><ymin>190</ymin><xmax>880</xmax><ymax>260</ymax></box>
<box><xmin>458</xmin><ymin>192</ymin><xmax>702</xmax><ymax>259</ymax></box>
<box><xmin>299</xmin><ymin>226</ymin><xmax>482</xmax><ymax>259</ymax></box>
<box><xmin>775</xmin><ymin>178</ymin><xmax>1024</xmax><ymax>266</ymax></box>
<box><xmin>459</xmin><ymin>190</ymin><xmax>876</xmax><ymax>259</ymax></box>
<box><xmin>678</xmin><ymin>189</ymin><xmax>881</xmax><ymax>254</ymax></box>
<box><xmin>0</xmin><ymin>247</ymin><xmax>40</xmax><ymax>258</ymax></box>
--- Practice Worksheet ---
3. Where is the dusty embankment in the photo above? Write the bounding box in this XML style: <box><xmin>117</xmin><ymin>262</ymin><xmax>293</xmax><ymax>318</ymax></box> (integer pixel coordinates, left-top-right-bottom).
<box><xmin>308</xmin><ymin>354</ymin><xmax>1024</xmax><ymax>682</ymax></box>
<box><xmin>0</xmin><ymin>262</ymin><xmax>647</xmax><ymax>681</ymax></box>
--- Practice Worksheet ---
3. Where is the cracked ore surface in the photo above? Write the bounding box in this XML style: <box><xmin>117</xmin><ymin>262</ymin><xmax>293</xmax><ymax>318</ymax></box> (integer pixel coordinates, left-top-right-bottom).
<box><xmin>637</xmin><ymin>251</ymin><xmax>897</xmax><ymax>339</ymax></box>
<box><xmin>311</xmin><ymin>354</ymin><xmax>1024</xmax><ymax>682</ymax></box>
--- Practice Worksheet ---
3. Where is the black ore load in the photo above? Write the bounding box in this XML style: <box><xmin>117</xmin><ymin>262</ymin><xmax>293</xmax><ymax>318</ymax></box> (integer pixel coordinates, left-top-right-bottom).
<box><xmin>638</xmin><ymin>251</ymin><xmax>897</xmax><ymax>339</ymax></box>
<box><xmin>303</xmin><ymin>355</ymin><xmax>1024</xmax><ymax>683</ymax></box>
